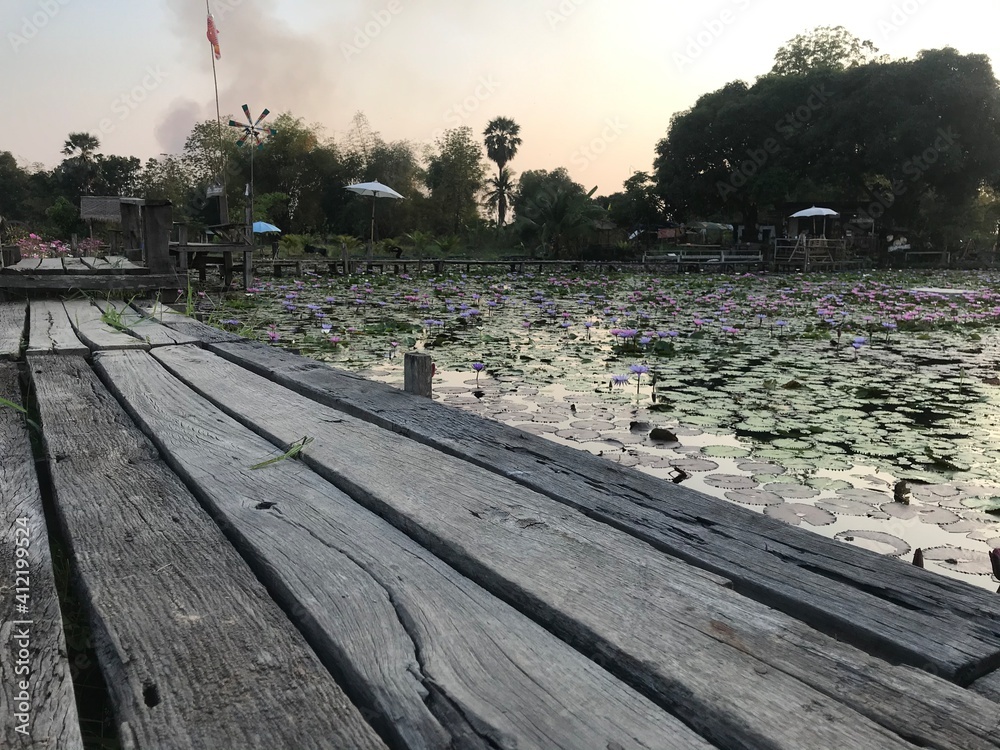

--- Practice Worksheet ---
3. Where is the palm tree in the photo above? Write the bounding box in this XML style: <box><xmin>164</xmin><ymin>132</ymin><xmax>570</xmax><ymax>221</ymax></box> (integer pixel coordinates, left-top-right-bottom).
<box><xmin>62</xmin><ymin>132</ymin><xmax>100</xmax><ymax>162</ymax></box>
<box><xmin>61</xmin><ymin>132</ymin><xmax>102</xmax><ymax>195</ymax></box>
<box><xmin>483</xmin><ymin>117</ymin><xmax>521</xmax><ymax>225</ymax></box>
<box><xmin>484</xmin><ymin>167</ymin><xmax>515</xmax><ymax>229</ymax></box>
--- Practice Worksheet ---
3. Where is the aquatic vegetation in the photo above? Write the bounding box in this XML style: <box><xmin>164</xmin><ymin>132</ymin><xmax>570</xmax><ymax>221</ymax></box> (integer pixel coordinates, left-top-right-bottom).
<box><xmin>211</xmin><ymin>268</ymin><xmax>1000</xmax><ymax>488</ymax></box>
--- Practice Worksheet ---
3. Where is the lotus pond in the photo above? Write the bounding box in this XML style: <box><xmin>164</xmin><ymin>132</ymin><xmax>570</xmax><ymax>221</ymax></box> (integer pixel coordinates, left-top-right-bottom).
<box><xmin>207</xmin><ymin>267</ymin><xmax>1000</xmax><ymax>589</ymax></box>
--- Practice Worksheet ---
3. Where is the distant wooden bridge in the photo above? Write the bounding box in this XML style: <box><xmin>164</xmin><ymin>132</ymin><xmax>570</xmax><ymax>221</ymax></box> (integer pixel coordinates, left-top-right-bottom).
<box><xmin>2</xmin><ymin>297</ymin><xmax>1000</xmax><ymax>749</ymax></box>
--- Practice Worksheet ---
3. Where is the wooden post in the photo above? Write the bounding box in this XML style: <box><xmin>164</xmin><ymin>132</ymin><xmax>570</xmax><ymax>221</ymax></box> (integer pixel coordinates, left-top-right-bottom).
<box><xmin>403</xmin><ymin>352</ymin><xmax>433</xmax><ymax>398</ymax></box>
<box><xmin>243</xmin><ymin>249</ymin><xmax>253</xmax><ymax>290</ymax></box>
<box><xmin>142</xmin><ymin>201</ymin><xmax>173</xmax><ymax>273</ymax></box>
<box><xmin>120</xmin><ymin>201</ymin><xmax>143</xmax><ymax>262</ymax></box>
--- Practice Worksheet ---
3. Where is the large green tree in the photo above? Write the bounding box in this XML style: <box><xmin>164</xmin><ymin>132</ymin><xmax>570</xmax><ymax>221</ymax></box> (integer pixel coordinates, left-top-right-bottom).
<box><xmin>770</xmin><ymin>25</ymin><xmax>884</xmax><ymax>76</ymax></box>
<box><xmin>513</xmin><ymin>168</ymin><xmax>602</xmax><ymax>256</ymax></box>
<box><xmin>597</xmin><ymin>171</ymin><xmax>668</xmax><ymax>230</ymax></box>
<box><xmin>654</xmin><ymin>46</ymin><xmax>1000</xmax><ymax>246</ymax></box>
<box><xmin>423</xmin><ymin>127</ymin><xmax>487</xmax><ymax>235</ymax></box>
<box><xmin>0</xmin><ymin>151</ymin><xmax>30</xmax><ymax>221</ymax></box>
<box><xmin>483</xmin><ymin>116</ymin><xmax>521</xmax><ymax>225</ymax></box>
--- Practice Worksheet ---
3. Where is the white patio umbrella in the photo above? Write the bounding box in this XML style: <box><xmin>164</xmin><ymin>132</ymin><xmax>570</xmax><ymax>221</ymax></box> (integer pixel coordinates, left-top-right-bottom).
<box><xmin>789</xmin><ymin>206</ymin><xmax>839</xmax><ymax>237</ymax></box>
<box><xmin>344</xmin><ymin>180</ymin><xmax>405</xmax><ymax>256</ymax></box>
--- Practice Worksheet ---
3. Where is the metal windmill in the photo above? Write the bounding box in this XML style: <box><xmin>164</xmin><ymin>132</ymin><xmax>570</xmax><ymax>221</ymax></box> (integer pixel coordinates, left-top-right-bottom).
<box><xmin>228</xmin><ymin>105</ymin><xmax>277</xmax><ymax>241</ymax></box>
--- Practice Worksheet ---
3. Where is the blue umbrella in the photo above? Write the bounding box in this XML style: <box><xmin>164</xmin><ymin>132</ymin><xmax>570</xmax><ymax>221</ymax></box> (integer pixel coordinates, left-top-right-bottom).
<box><xmin>252</xmin><ymin>221</ymin><xmax>281</xmax><ymax>234</ymax></box>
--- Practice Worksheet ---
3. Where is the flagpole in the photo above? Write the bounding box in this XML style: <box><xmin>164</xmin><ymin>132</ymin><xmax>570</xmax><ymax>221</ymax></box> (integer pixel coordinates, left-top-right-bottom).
<box><xmin>207</xmin><ymin>0</ymin><xmax>229</xmax><ymax>224</ymax></box>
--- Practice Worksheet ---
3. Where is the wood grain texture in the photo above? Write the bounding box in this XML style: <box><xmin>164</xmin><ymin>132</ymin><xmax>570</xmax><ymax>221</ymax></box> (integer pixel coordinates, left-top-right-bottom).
<box><xmin>0</xmin><ymin>363</ymin><xmax>83</xmax><ymax>750</ymax></box>
<box><xmin>102</xmin><ymin>256</ymin><xmax>144</xmax><ymax>273</ymax></box>
<box><xmin>61</xmin><ymin>258</ymin><xmax>91</xmax><ymax>275</ymax></box>
<box><xmin>34</xmin><ymin>259</ymin><xmax>65</xmax><ymax>274</ymax></box>
<box><xmin>153</xmin><ymin>344</ymin><xmax>1000</xmax><ymax>750</ymax></box>
<box><xmin>139</xmin><ymin>305</ymin><xmax>243</xmax><ymax>344</ymax></box>
<box><xmin>91</xmin><ymin>300</ymin><xmax>200</xmax><ymax>347</ymax></box>
<box><xmin>0</xmin><ymin>301</ymin><xmax>25</xmax><ymax>359</ymax></box>
<box><xmin>0</xmin><ymin>275</ymin><xmax>180</xmax><ymax>292</ymax></box>
<box><xmin>95</xmin><ymin>349</ymin><xmax>717</xmax><ymax>750</ymax></box>
<box><xmin>207</xmin><ymin>340</ymin><xmax>1000</xmax><ymax>683</ymax></box>
<box><xmin>972</xmin><ymin>671</ymin><xmax>1000</xmax><ymax>703</ymax></box>
<box><xmin>79</xmin><ymin>257</ymin><xmax>110</xmax><ymax>271</ymax></box>
<box><xmin>27</xmin><ymin>301</ymin><xmax>86</xmax><ymax>356</ymax></box>
<box><xmin>61</xmin><ymin>300</ymin><xmax>148</xmax><ymax>352</ymax></box>
<box><xmin>27</xmin><ymin>355</ymin><xmax>387</xmax><ymax>750</ymax></box>
<box><xmin>3</xmin><ymin>258</ymin><xmax>41</xmax><ymax>273</ymax></box>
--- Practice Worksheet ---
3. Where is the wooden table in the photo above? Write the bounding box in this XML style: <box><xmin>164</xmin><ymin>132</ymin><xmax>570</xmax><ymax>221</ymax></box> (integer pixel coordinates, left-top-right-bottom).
<box><xmin>2</xmin><ymin>299</ymin><xmax>1000</xmax><ymax>749</ymax></box>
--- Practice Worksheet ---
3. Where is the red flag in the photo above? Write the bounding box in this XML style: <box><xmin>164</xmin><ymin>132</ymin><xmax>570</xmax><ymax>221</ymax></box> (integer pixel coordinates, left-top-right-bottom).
<box><xmin>206</xmin><ymin>14</ymin><xmax>221</xmax><ymax>60</ymax></box>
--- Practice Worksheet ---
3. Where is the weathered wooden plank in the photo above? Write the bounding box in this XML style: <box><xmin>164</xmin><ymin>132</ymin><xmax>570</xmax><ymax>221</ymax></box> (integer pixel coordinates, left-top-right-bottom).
<box><xmin>0</xmin><ymin>275</ymin><xmax>180</xmax><ymax>293</ymax></box>
<box><xmin>61</xmin><ymin>300</ymin><xmax>148</xmax><ymax>352</ymax></box>
<box><xmin>0</xmin><ymin>301</ymin><xmax>25</xmax><ymax>359</ymax></box>
<box><xmin>27</xmin><ymin>301</ymin><xmax>86</xmax><ymax>356</ymax></box>
<box><xmin>34</xmin><ymin>259</ymin><xmax>65</xmax><ymax>274</ymax></box>
<box><xmin>4</xmin><ymin>258</ymin><xmax>41</xmax><ymax>273</ymax></box>
<box><xmin>154</xmin><ymin>345</ymin><xmax>1000</xmax><ymax>750</ymax></box>
<box><xmin>91</xmin><ymin>300</ymin><xmax>200</xmax><ymax>347</ymax></box>
<box><xmin>0</xmin><ymin>363</ymin><xmax>83</xmax><ymax>750</ymax></box>
<box><xmin>95</xmin><ymin>349</ymin><xmax>718</xmax><ymax>750</ymax></box>
<box><xmin>207</xmin><ymin>340</ymin><xmax>1000</xmax><ymax>682</ymax></box>
<box><xmin>973</xmin><ymin>670</ymin><xmax>1000</xmax><ymax>703</ymax></box>
<box><xmin>79</xmin><ymin>257</ymin><xmax>110</xmax><ymax>271</ymax></box>
<box><xmin>27</xmin><ymin>355</ymin><xmax>387</xmax><ymax>750</ymax></box>
<box><xmin>139</xmin><ymin>305</ymin><xmax>243</xmax><ymax>344</ymax></box>
<box><xmin>61</xmin><ymin>258</ymin><xmax>91</xmax><ymax>275</ymax></box>
<box><xmin>102</xmin><ymin>256</ymin><xmax>143</xmax><ymax>272</ymax></box>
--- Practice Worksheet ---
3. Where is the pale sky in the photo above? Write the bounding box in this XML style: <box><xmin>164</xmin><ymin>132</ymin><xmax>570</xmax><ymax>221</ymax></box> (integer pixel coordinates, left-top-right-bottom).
<box><xmin>6</xmin><ymin>0</ymin><xmax>1000</xmax><ymax>195</ymax></box>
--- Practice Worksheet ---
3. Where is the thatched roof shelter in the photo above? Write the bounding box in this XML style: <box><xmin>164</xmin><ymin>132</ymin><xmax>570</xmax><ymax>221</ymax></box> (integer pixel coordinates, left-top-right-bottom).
<box><xmin>79</xmin><ymin>196</ymin><xmax>145</xmax><ymax>224</ymax></box>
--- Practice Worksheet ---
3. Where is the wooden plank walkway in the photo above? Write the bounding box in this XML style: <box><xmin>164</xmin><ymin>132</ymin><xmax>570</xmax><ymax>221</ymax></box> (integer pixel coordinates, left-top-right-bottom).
<box><xmin>0</xmin><ymin>301</ymin><xmax>24</xmax><ymax>359</ymax></box>
<box><xmin>0</xmin><ymin>254</ymin><xmax>178</xmax><ymax>295</ymax></box>
<box><xmin>205</xmin><ymin>341</ymin><xmax>1000</xmax><ymax>681</ymax></box>
<box><xmin>0</xmin><ymin>362</ymin><xmax>83</xmax><ymax>749</ymax></box>
<box><xmin>26</xmin><ymin>301</ymin><xmax>87</xmax><ymax>356</ymax></box>
<box><xmin>2</xmin><ymin>296</ymin><xmax>1000</xmax><ymax>748</ymax></box>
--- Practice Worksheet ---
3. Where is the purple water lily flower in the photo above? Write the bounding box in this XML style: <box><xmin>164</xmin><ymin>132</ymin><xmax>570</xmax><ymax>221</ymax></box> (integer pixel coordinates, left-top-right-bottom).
<box><xmin>610</xmin><ymin>373</ymin><xmax>631</xmax><ymax>388</ymax></box>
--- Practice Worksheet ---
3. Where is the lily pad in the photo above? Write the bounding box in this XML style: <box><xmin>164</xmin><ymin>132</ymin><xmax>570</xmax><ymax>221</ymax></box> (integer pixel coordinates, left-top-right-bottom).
<box><xmin>725</xmin><ymin>489</ymin><xmax>784</xmax><ymax>506</ymax></box>
<box><xmin>703</xmin><ymin>474</ymin><xmax>759</xmax><ymax>490</ymax></box>
<box><xmin>835</xmin><ymin>530</ymin><xmax>910</xmax><ymax>557</ymax></box>
<box><xmin>919</xmin><ymin>546</ymin><xmax>993</xmax><ymax>575</ymax></box>
<box><xmin>765</xmin><ymin>503</ymin><xmax>836</xmax><ymax>527</ymax></box>
<box><xmin>768</xmin><ymin>483</ymin><xmax>820</xmax><ymax>499</ymax></box>
<box><xmin>701</xmin><ymin>445</ymin><xmax>752</xmax><ymax>459</ymax></box>
<box><xmin>666</xmin><ymin>457</ymin><xmax>719</xmax><ymax>473</ymax></box>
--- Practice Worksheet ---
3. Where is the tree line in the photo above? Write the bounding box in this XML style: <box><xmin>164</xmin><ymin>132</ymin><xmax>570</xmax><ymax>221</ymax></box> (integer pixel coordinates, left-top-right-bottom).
<box><xmin>4</xmin><ymin>27</ymin><xmax>1000</xmax><ymax>256</ymax></box>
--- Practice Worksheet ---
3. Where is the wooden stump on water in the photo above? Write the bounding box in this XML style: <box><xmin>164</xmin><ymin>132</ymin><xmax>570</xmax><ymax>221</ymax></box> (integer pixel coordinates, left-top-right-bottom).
<box><xmin>404</xmin><ymin>352</ymin><xmax>433</xmax><ymax>398</ymax></box>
